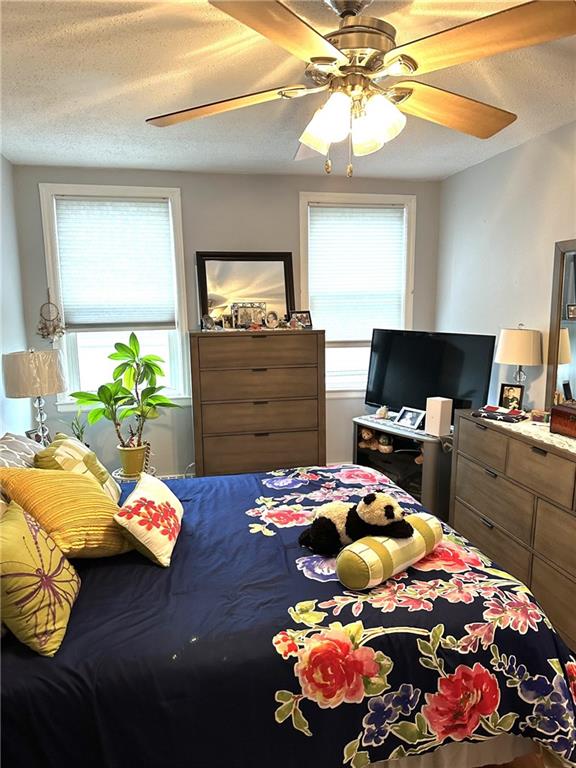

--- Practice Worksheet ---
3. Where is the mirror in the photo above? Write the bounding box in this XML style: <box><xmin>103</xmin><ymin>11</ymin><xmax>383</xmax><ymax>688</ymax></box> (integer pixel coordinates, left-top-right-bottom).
<box><xmin>546</xmin><ymin>239</ymin><xmax>576</xmax><ymax>408</ymax></box>
<box><xmin>196</xmin><ymin>252</ymin><xmax>295</xmax><ymax>323</ymax></box>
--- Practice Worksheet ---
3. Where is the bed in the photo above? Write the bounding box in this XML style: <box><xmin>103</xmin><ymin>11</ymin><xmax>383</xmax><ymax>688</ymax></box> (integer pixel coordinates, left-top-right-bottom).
<box><xmin>2</xmin><ymin>464</ymin><xmax>575</xmax><ymax>768</ymax></box>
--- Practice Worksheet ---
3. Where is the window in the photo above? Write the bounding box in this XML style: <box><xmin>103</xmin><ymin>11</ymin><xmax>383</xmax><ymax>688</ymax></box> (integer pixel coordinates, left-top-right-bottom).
<box><xmin>300</xmin><ymin>192</ymin><xmax>415</xmax><ymax>391</ymax></box>
<box><xmin>39</xmin><ymin>184</ymin><xmax>189</xmax><ymax>400</ymax></box>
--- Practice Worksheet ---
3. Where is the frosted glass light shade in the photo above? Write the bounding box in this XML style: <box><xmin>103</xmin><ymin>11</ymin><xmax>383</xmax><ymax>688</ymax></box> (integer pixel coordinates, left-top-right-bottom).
<box><xmin>352</xmin><ymin>94</ymin><xmax>407</xmax><ymax>157</ymax></box>
<box><xmin>558</xmin><ymin>327</ymin><xmax>572</xmax><ymax>365</ymax></box>
<box><xmin>299</xmin><ymin>91</ymin><xmax>351</xmax><ymax>154</ymax></box>
<box><xmin>494</xmin><ymin>328</ymin><xmax>543</xmax><ymax>366</ymax></box>
<box><xmin>2</xmin><ymin>349</ymin><xmax>66</xmax><ymax>398</ymax></box>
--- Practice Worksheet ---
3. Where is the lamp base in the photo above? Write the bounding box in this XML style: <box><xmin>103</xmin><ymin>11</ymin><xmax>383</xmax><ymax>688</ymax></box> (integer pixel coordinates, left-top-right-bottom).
<box><xmin>33</xmin><ymin>395</ymin><xmax>50</xmax><ymax>446</ymax></box>
<box><xmin>513</xmin><ymin>366</ymin><xmax>527</xmax><ymax>384</ymax></box>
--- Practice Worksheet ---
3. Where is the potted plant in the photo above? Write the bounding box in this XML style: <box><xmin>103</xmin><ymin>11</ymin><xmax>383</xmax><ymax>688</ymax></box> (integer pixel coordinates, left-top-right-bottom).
<box><xmin>70</xmin><ymin>333</ymin><xmax>179</xmax><ymax>476</ymax></box>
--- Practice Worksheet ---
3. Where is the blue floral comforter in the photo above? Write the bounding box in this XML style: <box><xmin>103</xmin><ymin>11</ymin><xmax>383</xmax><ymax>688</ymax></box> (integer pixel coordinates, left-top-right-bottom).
<box><xmin>2</xmin><ymin>464</ymin><xmax>575</xmax><ymax>768</ymax></box>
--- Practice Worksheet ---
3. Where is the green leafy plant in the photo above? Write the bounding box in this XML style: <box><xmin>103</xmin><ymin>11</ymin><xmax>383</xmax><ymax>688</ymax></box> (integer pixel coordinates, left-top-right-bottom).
<box><xmin>70</xmin><ymin>409</ymin><xmax>89</xmax><ymax>446</ymax></box>
<box><xmin>70</xmin><ymin>332</ymin><xmax>179</xmax><ymax>447</ymax></box>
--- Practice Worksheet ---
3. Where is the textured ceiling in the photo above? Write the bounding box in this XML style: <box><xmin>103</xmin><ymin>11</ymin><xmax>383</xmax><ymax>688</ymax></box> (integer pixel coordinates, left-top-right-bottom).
<box><xmin>1</xmin><ymin>0</ymin><xmax>575</xmax><ymax>179</ymax></box>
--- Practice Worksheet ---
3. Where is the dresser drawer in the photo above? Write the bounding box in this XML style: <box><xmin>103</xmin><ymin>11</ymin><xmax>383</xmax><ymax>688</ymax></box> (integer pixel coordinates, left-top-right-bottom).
<box><xmin>197</xmin><ymin>333</ymin><xmax>318</xmax><ymax>369</ymax></box>
<box><xmin>534</xmin><ymin>499</ymin><xmax>576</xmax><ymax>579</ymax></box>
<box><xmin>506</xmin><ymin>439</ymin><xmax>575</xmax><ymax>509</ymax></box>
<box><xmin>202</xmin><ymin>399</ymin><xmax>318</xmax><ymax>435</ymax></box>
<box><xmin>532</xmin><ymin>556</ymin><xmax>576</xmax><ymax>643</ymax></box>
<box><xmin>200</xmin><ymin>367</ymin><xmax>317</xmax><ymax>402</ymax></box>
<box><xmin>453</xmin><ymin>500</ymin><xmax>531</xmax><ymax>584</ymax></box>
<box><xmin>458</xmin><ymin>418</ymin><xmax>507</xmax><ymax>472</ymax></box>
<box><xmin>203</xmin><ymin>430</ymin><xmax>318</xmax><ymax>475</ymax></box>
<box><xmin>455</xmin><ymin>455</ymin><xmax>534</xmax><ymax>544</ymax></box>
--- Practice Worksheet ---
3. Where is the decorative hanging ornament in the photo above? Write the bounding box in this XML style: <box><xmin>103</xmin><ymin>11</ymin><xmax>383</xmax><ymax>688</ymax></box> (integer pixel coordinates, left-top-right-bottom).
<box><xmin>37</xmin><ymin>291</ymin><xmax>65</xmax><ymax>342</ymax></box>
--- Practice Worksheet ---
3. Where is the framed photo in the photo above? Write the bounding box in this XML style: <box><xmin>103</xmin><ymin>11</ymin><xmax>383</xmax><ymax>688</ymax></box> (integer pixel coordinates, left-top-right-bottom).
<box><xmin>290</xmin><ymin>310</ymin><xmax>312</xmax><ymax>328</ymax></box>
<box><xmin>563</xmin><ymin>380</ymin><xmax>573</xmax><ymax>401</ymax></box>
<box><xmin>499</xmin><ymin>383</ymin><xmax>525</xmax><ymax>410</ymax></box>
<box><xmin>221</xmin><ymin>314</ymin><xmax>233</xmax><ymax>329</ymax></box>
<box><xmin>26</xmin><ymin>428</ymin><xmax>49</xmax><ymax>444</ymax></box>
<box><xmin>393</xmin><ymin>407</ymin><xmax>425</xmax><ymax>430</ymax></box>
<box><xmin>231</xmin><ymin>302</ymin><xmax>266</xmax><ymax>328</ymax></box>
<box><xmin>265</xmin><ymin>310</ymin><xmax>279</xmax><ymax>329</ymax></box>
<box><xmin>567</xmin><ymin>304</ymin><xmax>576</xmax><ymax>320</ymax></box>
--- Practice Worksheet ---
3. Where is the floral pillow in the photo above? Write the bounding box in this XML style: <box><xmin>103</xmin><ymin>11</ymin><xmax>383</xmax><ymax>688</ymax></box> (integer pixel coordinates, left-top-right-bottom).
<box><xmin>0</xmin><ymin>501</ymin><xmax>81</xmax><ymax>656</ymax></box>
<box><xmin>114</xmin><ymin>473</ymin><xmax>183</xmax><ymax>567</ymax></box>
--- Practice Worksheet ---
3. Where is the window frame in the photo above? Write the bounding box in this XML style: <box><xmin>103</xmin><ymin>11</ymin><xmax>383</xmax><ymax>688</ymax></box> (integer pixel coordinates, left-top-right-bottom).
<box><xmin>299</xmin><ymin>191</ymin><xmax>416</xmax><ymax>393</ymax></box>
<box><xmin>39</xmin><ymin>183</ymin><xmax>190</xmax><ymax>405</ymax></box>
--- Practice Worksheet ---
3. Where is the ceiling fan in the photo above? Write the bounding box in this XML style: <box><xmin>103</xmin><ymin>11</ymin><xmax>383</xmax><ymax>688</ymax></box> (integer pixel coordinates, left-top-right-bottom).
<box><xmin>147</xmin><ymin>0</ymin><xmax>576</xmax><ymax>175</ymax></box>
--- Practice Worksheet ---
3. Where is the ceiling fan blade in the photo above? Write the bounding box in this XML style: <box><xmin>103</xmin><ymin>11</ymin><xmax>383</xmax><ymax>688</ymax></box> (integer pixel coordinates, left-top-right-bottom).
<box><xmin>147</xmin><ymin>84</ymin><xmax>320</xmax><ymax>127</ymax></box>
<box><xmin>385</xmin><ymin>1</ymin><xmax>576</xmax><ymax>76</ymax></box>
<box><xmin>210</xmin><ymin>1</ymin><xmax>348</xmax><ymax>65</ymax></box>
<box><xmin>390</xmin><ymin>81</ymin><xmax>517</xmax><ymax>138</ymax></box>
<box><xmin>294</xmin><ymin>143</ymin><xmax>323</xmax><ymax>161</ymax></box>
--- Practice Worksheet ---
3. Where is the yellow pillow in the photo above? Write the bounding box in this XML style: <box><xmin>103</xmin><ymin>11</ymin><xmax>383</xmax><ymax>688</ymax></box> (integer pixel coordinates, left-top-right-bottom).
<box><xmin>34</xmin><ymin>433</ymin><xmax>121</xmax><ymax>502</ymax></box>
<box><xmin>0</xmin><ymin>468</ymin><xmax>131</xmax><ymax>558</ymax></box>
<box><xmin>1</xmin><ymin>502</ymin><xmax>81</xmax><ymax>655</ymax></box>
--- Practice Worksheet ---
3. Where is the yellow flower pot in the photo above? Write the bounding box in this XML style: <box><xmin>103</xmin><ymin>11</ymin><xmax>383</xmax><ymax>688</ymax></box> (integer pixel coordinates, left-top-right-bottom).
<box><xmin>117</xmin><ymin>444</ymin><xmax>149</xmax><ymax>478</ymax></box>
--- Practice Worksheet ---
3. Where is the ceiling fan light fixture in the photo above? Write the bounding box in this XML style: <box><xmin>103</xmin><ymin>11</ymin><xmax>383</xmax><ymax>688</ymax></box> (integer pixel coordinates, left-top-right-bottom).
<box><xmin>299</xmin><ymin>90</ymin><xmax>351</xmax><ymax>153</ymax></box>
<box><xmin>352</xmin><ymin>93</ymin><xmax>406</xmax><ymax>156</ymax></box>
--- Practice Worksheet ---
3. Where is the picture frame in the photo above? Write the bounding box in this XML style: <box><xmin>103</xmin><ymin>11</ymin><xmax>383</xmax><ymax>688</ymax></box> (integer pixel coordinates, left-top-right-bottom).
<box><xmin>567</xmin><ymin>304</ymin><xmax>576</xmax><ymax>320</ymax></box>
<box><xmin>499</xmin><ymin>383</ymin><xmax>525</xmax><ymax>410</ymax></box>
<box><xmin>290</xmin><ymin>310</ymin><xmax>313</xmax><ymax>328</ymax></box>
<box><xmin>393</xmin><ymin>407</ymin><xmax>426</xmax><ymax>430</ymax></box>
<box><xmin>265</xmin><ymin>310</ymin><xmax>280</xmax><ymax>329</ymax></box>
<box><xmin>26</xmin><ymin>428</ymin><xmax>49</xmax><ymax>444</ymax></box>
<box><xmin>221</xmin><ymin>314</ymin><xmax>233</xmax><ymax>329</ymax></box>
<box><xmin>563</xmin><ymin>380</ymin><xmax>573</xmax><ymax>402</ymax></box>
<box><xmin>231</xmin><ymin>302</ymin><xmax>266</xmax><ymax>328</ymax></box>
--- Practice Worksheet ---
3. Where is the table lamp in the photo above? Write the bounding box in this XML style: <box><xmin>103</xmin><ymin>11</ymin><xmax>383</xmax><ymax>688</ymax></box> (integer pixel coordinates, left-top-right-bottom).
<box><xmin>494</xmin><ymin>326</ymin><xmax>543</xmax><ymax>384</ymax></box>
<box><xmin>2</xmin><ymin>349</ymin><xmax>66</xmax><ymax>445</ymax></box>
<box><xmin>558</xmin><ymin>327</ymin><xmax>572</xmax><ymax>365</ymax></box>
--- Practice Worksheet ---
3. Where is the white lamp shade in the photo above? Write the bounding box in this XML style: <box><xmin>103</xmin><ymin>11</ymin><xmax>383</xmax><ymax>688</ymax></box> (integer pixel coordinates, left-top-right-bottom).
<box><xmin>2</xmin><ymin>349</ymin><xmax>66</xmax><ymax>398</ymax></box>
<box><xmin>494</xmin><ymin>328</ymin><xmax>543</xmax><ymax>366</ymax></box>
<box><xmin>558</xmin><ymin>327</ymin><xmax>572</xmax><ymax>365</ymax></box>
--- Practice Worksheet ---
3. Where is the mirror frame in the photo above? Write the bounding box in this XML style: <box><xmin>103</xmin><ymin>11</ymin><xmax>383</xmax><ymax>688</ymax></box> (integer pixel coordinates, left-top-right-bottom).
<box><xmin>545</xmin><ymin>238</ymin><xmax>576</xmax><ymax>409</ymax></box>
<box><xmin>196</xmin><ymin>252</ymin><xmax>296</xmax><ymax>321</ymax></box>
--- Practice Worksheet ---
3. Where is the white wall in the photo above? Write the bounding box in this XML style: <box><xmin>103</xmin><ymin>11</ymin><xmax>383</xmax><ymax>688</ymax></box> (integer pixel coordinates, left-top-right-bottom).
<box><xmin>12</xmin><ymin>166</ymin><xmax>441</xmax><ymax>470</ymax></box>
<box><xmin>436</xmin><ymin>122</ymin><xmax>576</xmax><ymax>409</ymax></box>
<box><xmin>0</xmin><ymin>155</ymin><xmax>29</xmax><ymax>434</ymax></box>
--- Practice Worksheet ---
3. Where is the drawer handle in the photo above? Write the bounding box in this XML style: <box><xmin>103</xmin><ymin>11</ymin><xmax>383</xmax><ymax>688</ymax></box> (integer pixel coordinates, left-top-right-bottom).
<box><xmin>254</xmin><ymin>432</ymin><xmax>270</xmax><ymax>437</ymax></box>
<box><xmin>250</xmin><ymin>335</ymin><xmax>268</xmax><ymax>339</ymax></box>
<box><xmin>480</xmin><ymin>516</ymin><xmax>494</xmax><ymax>530</ymax></box>
<box><xmin>253</xmin><ymin>401</ymin><xmax>269</xmax><ymax>406</ymax></box>
<box><xmin>531</xmin><ymin>446</ymin><xmax>548</xmax><ymax>457</ymax></box>
<box><xmin>475</xmin><ymin>423</ymin><xmax>488</xmax><ymax>431</ymax></box>
<box><xmin>484</xmin><ymin>469</ymin><xmax>498</xmax><ymax>479</ymax></box>
<box><xmin>252</xmin><ymin>368</ymin><xmax>268</xmax><ymax>372</ymax></box>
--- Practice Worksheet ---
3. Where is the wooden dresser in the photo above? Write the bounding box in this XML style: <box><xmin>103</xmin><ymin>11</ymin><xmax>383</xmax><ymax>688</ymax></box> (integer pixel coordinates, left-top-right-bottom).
<box><xmin>450</xmin><ymin>411</ymin><xmax>576</xmax><ymax>650</ymax></box>
<box><xmin>190</xmin><ymin>330</ymin><xmax>326</xmax><ymax>476</ymax></box>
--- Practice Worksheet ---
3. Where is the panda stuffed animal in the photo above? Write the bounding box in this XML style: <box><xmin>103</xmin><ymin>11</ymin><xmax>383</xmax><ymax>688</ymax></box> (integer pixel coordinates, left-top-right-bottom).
<box><xmin>298</xmin><ymin>492</ymin><xmax>414</xmax><ymax>557</ymax></box>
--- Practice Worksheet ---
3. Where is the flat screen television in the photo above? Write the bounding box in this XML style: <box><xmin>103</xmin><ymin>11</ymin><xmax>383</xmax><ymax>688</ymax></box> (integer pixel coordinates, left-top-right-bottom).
<box><xmin>365</xmin><ymin>329</ymin><xmax>496</xmax><ymax>417</ymax></box>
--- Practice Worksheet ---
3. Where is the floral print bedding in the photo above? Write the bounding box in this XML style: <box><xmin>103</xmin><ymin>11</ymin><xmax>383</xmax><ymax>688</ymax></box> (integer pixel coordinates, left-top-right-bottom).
<box><xmin>2</xmin><ymin>464</ymin><xmax>575</xmax><ymax>768</ymax></box>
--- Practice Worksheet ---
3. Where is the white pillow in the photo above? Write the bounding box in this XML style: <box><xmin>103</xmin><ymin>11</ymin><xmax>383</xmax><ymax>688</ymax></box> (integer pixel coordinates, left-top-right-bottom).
<box><xmin>114</xmin><ymin>473</ymin><xmax>184</xmax><ymax>567</ymax></box>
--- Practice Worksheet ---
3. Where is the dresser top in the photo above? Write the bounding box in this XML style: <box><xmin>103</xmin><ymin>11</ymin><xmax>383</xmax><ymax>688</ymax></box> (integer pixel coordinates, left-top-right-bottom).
<box><xmin>458</xmin><ymin>410</ymin><xmax>576</xmax><ymax>461</ymax></box>
<box><xmin>190</xmin><ymin>329</ymin><xmax>324</xmax><ymax>338</ymax></box>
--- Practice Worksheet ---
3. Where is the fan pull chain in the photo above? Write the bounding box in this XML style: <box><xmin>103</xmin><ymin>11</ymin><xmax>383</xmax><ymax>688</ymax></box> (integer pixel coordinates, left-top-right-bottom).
<box><xmin>324</xmin><ymin>146</ymin><xmax>332</xmax><ymax>174</ymax></box>
<box><xmin>346</xmin><ymin>131</ymin><xmax>353</xmax><ymax>178</ymax></box>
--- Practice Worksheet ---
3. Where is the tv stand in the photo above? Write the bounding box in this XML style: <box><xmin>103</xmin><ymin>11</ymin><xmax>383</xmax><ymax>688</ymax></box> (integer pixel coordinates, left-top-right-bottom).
<box><xmin>352</xmin><ymin>415</ymin><xmax>452</xmax><ymax>520</ymax></box>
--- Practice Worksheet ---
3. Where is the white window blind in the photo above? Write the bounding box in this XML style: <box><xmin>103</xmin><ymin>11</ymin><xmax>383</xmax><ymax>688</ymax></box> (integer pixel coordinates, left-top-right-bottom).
<box><xmin>308</xmin><ymin>205</ymin><xmax>407</xmax><ymax>341</ymax></box>
<box><xmin>54</xmin><ymin>197</ymin><xmax>177</xmax><ymax>330</ymax></box>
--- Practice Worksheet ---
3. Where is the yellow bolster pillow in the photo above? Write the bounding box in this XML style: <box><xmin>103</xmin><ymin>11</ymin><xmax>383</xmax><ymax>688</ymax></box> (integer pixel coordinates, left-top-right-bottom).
<box><xmin>336</xmin><ymin>513</ymin><xmax>443</xmax><ymax>590</ymax></box>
